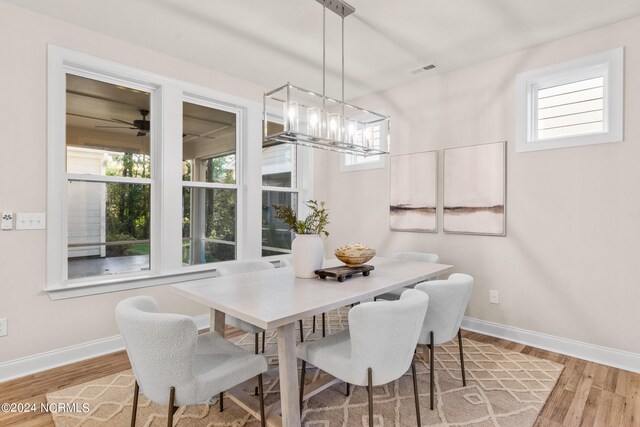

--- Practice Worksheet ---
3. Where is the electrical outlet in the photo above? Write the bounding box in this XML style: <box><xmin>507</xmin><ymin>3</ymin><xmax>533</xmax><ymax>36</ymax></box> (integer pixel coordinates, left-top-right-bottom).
<box><xmin>15</xmin><ymin>213</ymin><xmax>46</xmax><ymax>230</ymax></box>
<box><xmin>0</xmin><ymin>318</ymin><xmax>7</xmax><ymax>337</ymax></box>
<box><xmin>1</xmin><ymin>212</ymin><xmax>13</xmax><ymax>230</ymax></box>
<box><xmin>490</xmin><ymin>290</ymin><xmax>499</xmax><ymax>304</ymax></box>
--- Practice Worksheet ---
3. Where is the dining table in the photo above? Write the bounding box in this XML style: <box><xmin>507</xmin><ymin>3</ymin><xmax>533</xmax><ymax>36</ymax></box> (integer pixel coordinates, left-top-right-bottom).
<box><xmin>171</xmin><ymin>256</ymin><xmax>453</xmax><ymax>427</ymax></box>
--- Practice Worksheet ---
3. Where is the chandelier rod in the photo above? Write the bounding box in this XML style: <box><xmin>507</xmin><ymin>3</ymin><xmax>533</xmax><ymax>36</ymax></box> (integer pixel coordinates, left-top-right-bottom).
<box><xmin>342</xmin><ymin>14</ymin><xmax>345</xmax><ymax>117</ymax></box>
<box><xmin>322</xmin><ymin>2</ymin><xmax>326</xmax><ymax>111</ymax></box>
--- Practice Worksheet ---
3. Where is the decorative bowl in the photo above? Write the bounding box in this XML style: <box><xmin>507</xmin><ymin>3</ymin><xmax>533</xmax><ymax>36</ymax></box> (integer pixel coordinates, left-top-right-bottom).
<box><xmin>335</xmin><ymin>244</ymin><xmax>376</xmax><ymax>267</ymax></box>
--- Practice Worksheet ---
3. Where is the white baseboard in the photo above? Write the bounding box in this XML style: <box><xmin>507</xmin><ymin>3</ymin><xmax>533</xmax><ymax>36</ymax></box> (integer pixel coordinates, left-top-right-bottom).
<box><xmin>462</xmin><ymin>316</ymin><xmax>640</xmax><ymax>374</ymax></box>
<box><xmin>0</xmin><ymin>314</ymin><xmax>210</xmax><ymax>383</ymax></box>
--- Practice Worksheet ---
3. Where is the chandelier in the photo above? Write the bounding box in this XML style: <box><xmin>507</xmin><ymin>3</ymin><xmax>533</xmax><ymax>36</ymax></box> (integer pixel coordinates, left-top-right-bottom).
<box><xmin>263</xmin><ymin>0</ymin><xmax>390</xmax><ymax>156</ymax></box>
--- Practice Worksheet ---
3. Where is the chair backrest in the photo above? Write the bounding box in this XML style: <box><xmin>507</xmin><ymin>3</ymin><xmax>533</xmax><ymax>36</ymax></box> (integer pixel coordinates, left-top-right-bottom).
<box><xmin>390</xmin><ymin>251</ymin><xmax>440</xmax><ymax>263</ymax></box>
<box><xmin>279</xmin><ymin>256</ymin><xmax>292</xmax><ymax>267</ymax></box>
<box><xmin>348</xmin><ymin>289</ymin><xmax>429</xmax><ymax>385</ymax></box>
<box><xmin>414</xmin><ymin>273</ymin><xmax>473</xmax><ymax>345</ymax></box>
<box><xmin>216</xmin><ymin>260</ymin><xmax>275</xmax><ymax>276</ymax></box>
<box><xmin>115</xmin><ymin>296</ymin><xmax>198</xmax><ymax>404</ymax></box>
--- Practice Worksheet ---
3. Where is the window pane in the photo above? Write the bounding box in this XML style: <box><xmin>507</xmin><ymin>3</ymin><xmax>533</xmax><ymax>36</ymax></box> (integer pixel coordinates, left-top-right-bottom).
<box><xmin>262</xmin><ymin>145</ymin><xmax>297</xmax><ymax>187</ymax></box>
<box><xmin>262</xmin><ymin>122</ymin><xmax>297</xmax><ymax>187</ymax></box>
<box><xmin>183</xmin><ymin>102</ymin><xmax>236</xmax><ymax>184</ymax></box>
<box><xmin>182</xmin><ymin>187</ymin><xmax>237</xmax><ymax>265</ymax></box>
<box><xmin>262</xmin><ymin>191</ymin><xmax>297</xmax><ymax>256</ymax></box>
<box><xmin>536</xmin><ymin>76</ymin><xmax>605</xmax><ymax>140</ymax></box>
<box><xmin>67</xmin><ymin>181</ymin><xmax>150</xmax><ymax>279</ymax></box>
<box><xmin>66</xmin><ymin>74</ymin><xmax>151</xmax><ymax>176</ymax></box>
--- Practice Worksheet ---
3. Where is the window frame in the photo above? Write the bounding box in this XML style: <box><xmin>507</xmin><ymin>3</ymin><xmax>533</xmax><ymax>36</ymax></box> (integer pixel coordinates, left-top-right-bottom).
<box><xmin>47</xmin><ymin>45</ymin><xmax>309</xmax><ymax>299</ymax></box>
<box><xmin>515</xmin><ymin>47</ymin><xmax>624</xmax><ymax>153</ymax></box>
<box><xmin>64</xmin><ymin>71</ymin><xmax>157</xmax><ymax>282</ymax></box>
<box><xmin>180</xmin><ymin>94</ymin><xmax>243</xmax><ymax>269</ymax></box>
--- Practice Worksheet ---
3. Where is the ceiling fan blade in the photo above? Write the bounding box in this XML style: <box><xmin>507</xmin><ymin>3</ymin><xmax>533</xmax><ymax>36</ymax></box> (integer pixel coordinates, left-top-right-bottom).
<box><xmin>95</xmin><ymin>126</ymin><xmax>135</xmax><ymax>129</ymax></box>
<box><xmin>111</xmin><ymin>118</ymin><xmax>136</xmax><ymax>126</ymax></box>
<box><xmin>183</xmin><ymin>132</ymin><xmax>216</xmax><ymax>140</ymax></box>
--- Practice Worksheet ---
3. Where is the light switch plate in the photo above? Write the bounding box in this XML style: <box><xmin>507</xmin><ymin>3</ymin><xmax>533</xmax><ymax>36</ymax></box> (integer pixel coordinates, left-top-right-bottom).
<box><xmin>489</xmin><ymin>290</ymin><xmax>500</xmax><ymax>304</ymax></box>
<box><xmin>15</xmin><ymin>213</ymin><xmax>46</xmax><ymax>230</ymax></box>
<box><xmin>1</xmin><ymin>212</ymin><xmax>13</xmax><ymax>230</ymax></box>
<box><xmin>0</xmin><ymin>318</ymin><xmax>7</xmax><ymax>337</ymax></box>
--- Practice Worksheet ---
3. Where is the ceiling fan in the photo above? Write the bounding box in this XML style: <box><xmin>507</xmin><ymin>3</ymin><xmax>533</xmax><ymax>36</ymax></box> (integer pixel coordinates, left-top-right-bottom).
<box><xmin>93</xmin><ymin>109</ymin><xmax>228</xmax><ymax>140</ymax></box>
<box><xmin>96</xmin><ymin>109</ymin><xmax>150</xmax><ymax>136</ymax></box>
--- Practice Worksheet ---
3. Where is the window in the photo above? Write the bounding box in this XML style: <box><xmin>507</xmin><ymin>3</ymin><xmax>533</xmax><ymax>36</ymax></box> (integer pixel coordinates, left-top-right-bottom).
<box><xmin>340</xmin><ymin>119</ymin><xmax>388</xmax><ymax>171</ymax></box>
<box><xmin>182</xmin><ymin>100</ymin><xmax>238</xmax><ymax>265</ymax></box>
<box><xmin>261</xmin><ymin>122</ymin><xmax>299</xmax><ymax>257</ymax></box>
<box><xmin>47</xmin><ymin>46</ymin><xmax>312</xmax><ymax>298</ymax></box>
<box><xmin>65</xmin><ymin>74</ymin><xmax>153</xmax><ymax>280</ymax></box>
<box><xmin>516</xmin><ymin>47</ymin><xmax>623</xmax><ymax>152</ymax></box>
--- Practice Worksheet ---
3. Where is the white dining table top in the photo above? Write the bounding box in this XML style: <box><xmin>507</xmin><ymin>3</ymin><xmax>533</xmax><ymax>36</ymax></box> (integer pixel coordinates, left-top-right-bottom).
<box><xmin>171</xmin><ymin>256</ymin><xmax>453</xmax><ymax>330</ymax></box>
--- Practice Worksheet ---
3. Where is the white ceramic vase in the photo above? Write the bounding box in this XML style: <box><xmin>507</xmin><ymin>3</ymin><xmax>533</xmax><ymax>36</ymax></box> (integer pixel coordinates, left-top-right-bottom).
<box><xmin>291</xmin><ymin>233</ymin><xmax>324</xmax><ymax>278</ymax></box>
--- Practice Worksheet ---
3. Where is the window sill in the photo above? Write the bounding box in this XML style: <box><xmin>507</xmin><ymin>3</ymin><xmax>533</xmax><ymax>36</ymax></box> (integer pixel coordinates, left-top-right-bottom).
<box><xmin>45</xmin><ymin>269</ymin><xmax>221</xmax><ymax>300</ymax></box>
<box><xmin>516</xmin><ymin>130</ymin><xmax>623</xmax><ymax>153</ymax></box>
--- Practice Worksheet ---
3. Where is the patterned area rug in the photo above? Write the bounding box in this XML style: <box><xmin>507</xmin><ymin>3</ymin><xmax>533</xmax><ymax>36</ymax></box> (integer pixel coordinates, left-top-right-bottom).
<box><xmin>47</xmin><ymin>308</ymin><xmax>563</xmax><ymax>426</ymax></box>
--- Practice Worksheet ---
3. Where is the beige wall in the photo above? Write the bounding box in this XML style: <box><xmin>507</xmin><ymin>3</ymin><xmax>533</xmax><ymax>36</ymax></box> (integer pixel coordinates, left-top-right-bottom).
<box><xmin>0</xmin><ymin>2</ymin><xmax>267</xmax><ymax>362</ymax></box>
<box><xmin>1</xmin><ymin>1</ymin><xmax>638</xmax><ymax>367</ymax></box>
<box><xmin>315</xmin><ymin>16</ymin><xmax>640</xmax><ymax>355</ymax></box>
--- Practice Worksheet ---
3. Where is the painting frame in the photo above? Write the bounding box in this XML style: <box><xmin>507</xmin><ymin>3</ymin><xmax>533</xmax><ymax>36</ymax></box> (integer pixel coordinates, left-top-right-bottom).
<box><xmin>442</xmin><ymin>141</ymin><xmax>507</xmax><ymax>236</ymax></box>
<box><xmin>389</xmin><ymin>150</ymin><xmax>438</xmax><ymax>233</ymax></box>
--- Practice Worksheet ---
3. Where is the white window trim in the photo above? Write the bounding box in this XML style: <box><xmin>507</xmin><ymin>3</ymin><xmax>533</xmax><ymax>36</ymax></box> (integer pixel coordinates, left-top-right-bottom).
<box><xmin>47</xmin><ymin>45</ymin><xmax>311</xmax><ymax>299</ymax></box>
<box><xmin>340</xmin><ymin>152</ymin><xmax>386</xmax><ymax>172</ymax></box>
<box><xmin>515</xmin><ymin>47</ymin><xmax>624</xmax><ymax>153</ymax></box>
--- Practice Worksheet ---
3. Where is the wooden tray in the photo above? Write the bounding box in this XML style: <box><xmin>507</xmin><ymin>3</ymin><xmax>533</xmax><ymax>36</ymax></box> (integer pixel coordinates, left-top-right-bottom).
<box><xmin>315</xmin><ymin>265</ymin><xmax>374</xmax><ymax>282</ymax></box>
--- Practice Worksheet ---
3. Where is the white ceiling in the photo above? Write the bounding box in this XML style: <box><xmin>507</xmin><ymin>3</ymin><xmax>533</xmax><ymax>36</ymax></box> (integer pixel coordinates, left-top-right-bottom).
<box><xmin>6</xmin><ymin>0</ymin><xmax>640</xmax><ymax>99</ymax></box>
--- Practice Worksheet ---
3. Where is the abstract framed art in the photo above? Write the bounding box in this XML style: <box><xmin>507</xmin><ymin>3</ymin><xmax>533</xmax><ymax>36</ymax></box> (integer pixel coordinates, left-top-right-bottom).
<box><xmin>443</xmin><ymin>141</ymin><xmax>506</xmax><ymax>236</ymax></box>
<box><xmin>389</xmin><ymin>150</ymin><xmax>437</xmax><ymax>232</ymax></box>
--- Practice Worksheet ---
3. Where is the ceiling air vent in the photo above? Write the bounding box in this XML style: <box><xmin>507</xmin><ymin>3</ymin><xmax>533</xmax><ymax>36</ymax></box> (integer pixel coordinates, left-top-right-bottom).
<box><xmin>410</xmin><ymin>64</ymin><xmax>436</xmax><ymax>75</ymax></box>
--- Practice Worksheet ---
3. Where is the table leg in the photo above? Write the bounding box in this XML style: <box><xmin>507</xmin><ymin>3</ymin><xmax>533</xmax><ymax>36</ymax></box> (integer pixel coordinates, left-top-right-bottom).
<box><xmin>277</xmin><ymin>322</ymin><xmax>301</xmax><ymax>426</ymax></box>
<box><xmin>211</xmin><ymin>308</ymin><xmax>226</xmax><ymax>337</ymax></box>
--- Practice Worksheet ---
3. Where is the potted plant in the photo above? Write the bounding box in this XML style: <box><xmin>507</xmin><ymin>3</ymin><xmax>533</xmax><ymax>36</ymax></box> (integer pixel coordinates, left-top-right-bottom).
<box><xmin>273</xmin><ymin>200</ymin><xmax>329</xmax><ymax>278</ymax></box>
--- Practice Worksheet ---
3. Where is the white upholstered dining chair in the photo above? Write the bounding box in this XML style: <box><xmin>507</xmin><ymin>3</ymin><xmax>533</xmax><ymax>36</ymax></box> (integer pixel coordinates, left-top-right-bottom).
<box><xmin>297</xmin><ymin>289</ymin><xmax>429</xmax><ymax>427</ymax></box>
<box><xmin>414</xmin><ymin>273</ymin><xmax>474</xmax><ymax>409</ymax></box>
<box><xmin>217</xmin><ymin>260</ymin><xmax>310</xmax><ymax>344</ymax></box>
<box><xmin>376</xmin><ymin>251</ymin><xmax>440</xmax><ymax>301</ymax></box>
<box><xmin>216</xmin><ymin>260</ymin><xmax>276</xmax><ymax>354</ymax></box>
<box><xmin>115</xmin><ymin>296</ymin><xmax>268</xmax><ymax>427</ymax></box>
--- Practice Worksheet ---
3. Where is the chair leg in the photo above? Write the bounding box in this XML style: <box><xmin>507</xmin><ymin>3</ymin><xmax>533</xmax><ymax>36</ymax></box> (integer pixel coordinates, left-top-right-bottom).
<box><xmin>367</xmin><ymin>367</ymin><xmax>374</xmax><ymax>427</ymax></box>
<box><xmin>299</xmin><ymin>319</ymin><xmax>304</xmax><ymax>342</ymax></box>
<box><xmin>430</xmin><ymin>331</ymin><xmax>435</xmax><ymax>410</ymax></box>
<box><xmin>254</xmin><ymin>333</ymin><xmax>259</xmax><ymax>354</ymax></box>
<box><xmin>346</xmin><ymin>382</ymin><xmax>351</xmax><ymax>396</ymax></box>
<box><xmin>411</xmin><ymin>356</ymin><xmax>422</xmax><ymax>426</ymax></box>
<box><xmin>262</xmin><ymin>330</ymin><xmax>266</xmax><ymax>354</ymax></box>
<box><xmin>458</xmin><ymin>328</ymin><xmax>466</xmax><ymax>387</ymax></box>
<box><xmin>131</xmin><ymin>380</ymin><xmax>139</xmax><ymax>427</ymax></box>
<box><xmin>322</xmin><ymin>313</ymin><xmax>326</xmax><ymax>337</ymax></box>
<box><xmin>312</xmin><ymin>315</ymin><xmax>316</xmax><ymax>333</ymax></box>
<box><xmin>219</xmin><ymin>392</ymin><xmax>224</xmax><ymax>412</ymax></box>
<box><xmin>258</xmin><ymin>374</ymin><xmax>266</xmax><ymax>427</ymax></box>
<box><xmin>167</xmin><ymin>386</ymin><xmax>178</xmax><ymax>427</ymax></box>
<box><xmin>254</xmin><ymin>333</ymin><xmax>259</xmax><ymax>395</ymax></box>
<box><xmin>299</xmin><ymin>360</ymin><xmax>307</xmax><ymax>416</ymax></box>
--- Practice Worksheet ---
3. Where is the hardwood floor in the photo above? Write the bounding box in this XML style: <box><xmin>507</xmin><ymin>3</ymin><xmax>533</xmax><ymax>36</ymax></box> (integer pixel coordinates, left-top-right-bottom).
<box><xmin>0</xmin><ymin>329</ymin><xmax>637</xmax><ymax>426</ymax></box>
